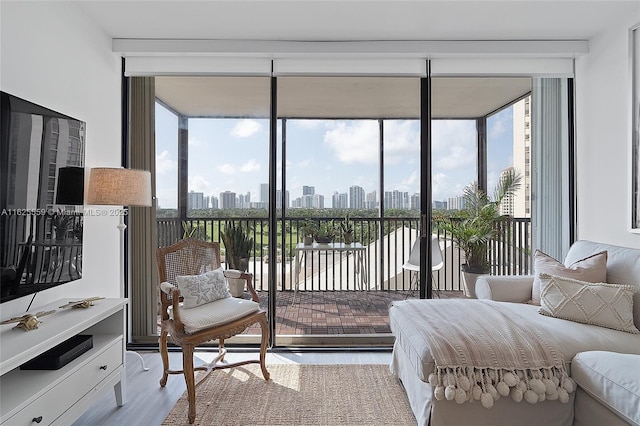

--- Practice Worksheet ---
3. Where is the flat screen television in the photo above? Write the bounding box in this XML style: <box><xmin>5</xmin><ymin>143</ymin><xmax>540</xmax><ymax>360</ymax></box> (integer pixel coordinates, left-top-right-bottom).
<box><xmin>0</xmin><ymin>91</ymin><xmax>85</xmax><ymax>303</ymax></box>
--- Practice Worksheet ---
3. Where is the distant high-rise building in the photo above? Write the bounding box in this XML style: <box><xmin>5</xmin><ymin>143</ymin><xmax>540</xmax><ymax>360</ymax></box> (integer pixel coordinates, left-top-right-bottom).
<box><xmin>313</xmin><ymin>194</ymin><xmax>324</xmax><ymax>209</ymax></box>
<box><xmin>237</xmin><ymin>191</ymin><xmax>251</xmax><ymax>209</ymax></box>
<box><xmin>276</xmin><ymin>189</ymin><xmax>289</xmax><ymax>209</ymax></box>
<box><xmin>366</xmin><ymin>191</ymin><xmax>377</xmax><ymax>210</ymax></box>
<box><xmin>332</xmin><ymin>191</ymin><xmax>349</xmax><ymax>209</ymax></box>
<box><xmin>203</xmin><ymin>195</ymin><xmax>210</xmax><ymax>209</ymax></box>
<box><xmin>384</xmin><ymin>190</ymin><xmax>409</xmax><ymax>209</ymax></box>
<box><xmin>302</xmin><ymin>185</ymin><xmax>315</xmax><ymax>196</ymax></box>
<box><xmin>498</xmin><ymin>167</ymin><xmax>517</xmax><ymax>216</ymax></box>
<box><xmin>447</xmin><ymin>195</ymin><xmax>467</xmax><ymax>211</ymax></box>
<box><xmin>349</xmin><ymin>185</ymin><xmax>365</xmax><ymax>209</ymax></box>
<box><xmin>433</xmin><ymin>200</ymin><xmax>447</xmax><ymax>210</ymax></box>
<box><xmin>187</xmin><ymin>191</ymin><xmax>204</xmax><ymax>210</ymax></box>
<box><xmin>220</xmin><ymin>191</ymin><xmax>236</xmax><ymax>209</ymax></box>
<box><xmin>512</xmin><ymin>95</ymin><xmax>531</xmax><ymax>218</ymax></box>
<box><xmin>210</xmin><ymin>196</ymin><xmax>219</xmax><ymax>210</ymax></box>
<box><xmin>410</xmin><ymin>193</ymin><xmax>420</xmax><ymax>210</ymax></box>
<box><xmin>260</xmin><ymin>183</ymin><xmax>269</xmax><ymax>207</ymax></box>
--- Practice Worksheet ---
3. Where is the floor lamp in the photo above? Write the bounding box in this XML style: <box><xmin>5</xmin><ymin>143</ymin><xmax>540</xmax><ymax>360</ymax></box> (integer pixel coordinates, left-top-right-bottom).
<box><xmin>87</xmin><ymin>167</ymin><xmax>152</xmax><ymax>372</ymax></box>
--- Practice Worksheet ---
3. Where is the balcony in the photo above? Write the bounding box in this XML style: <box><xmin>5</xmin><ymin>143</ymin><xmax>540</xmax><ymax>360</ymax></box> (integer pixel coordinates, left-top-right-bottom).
<box><xmin>157</xmin><ymin>215</ymin><xmax>531</xmax><ymax>337</ymax></box>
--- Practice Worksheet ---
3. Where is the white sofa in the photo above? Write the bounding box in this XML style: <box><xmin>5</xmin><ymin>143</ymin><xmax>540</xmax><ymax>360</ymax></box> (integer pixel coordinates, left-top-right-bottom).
<box><xmin>390</xmin><ymin>240</ymin><xmax>640</xmax><ymax>426</ymax></box>
<box><xmin>477</xmin><ymin>240</ymin><xmax>640</xmax><ymax>425</ymax></box>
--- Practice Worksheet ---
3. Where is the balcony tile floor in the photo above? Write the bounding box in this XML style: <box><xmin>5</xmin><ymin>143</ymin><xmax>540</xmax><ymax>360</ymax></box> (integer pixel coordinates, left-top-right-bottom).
<box><xmin>245</xmin><ymin>290</ymin><xmax>464</xmax><ymax>335</ymax></box>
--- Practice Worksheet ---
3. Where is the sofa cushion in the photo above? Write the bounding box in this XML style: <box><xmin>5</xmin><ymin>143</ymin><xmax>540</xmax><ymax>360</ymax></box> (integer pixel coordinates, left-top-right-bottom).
<box><xmin>564</xmin><ymin>240</ymin><xmax>640</xmax><ymax>328</ymax></box>
<box><xmin>572</xmin><ymin>351</ymin><xmax>640</xmax><ymax>425</ymax></box>
<box><xmin>176</xmin><ymin>268</ymin><xmax>231</xmax><ymax>308</ymax></box>
<box><xmin>531</xmin><ymin>249</ymin><xmax>607</xmax><ymax>305</ymax></box>
<box><xmin>169</xmin><ymin>296</ymin><xmax>260</xmax><ymax>333</ymax></box>
<box><xmin>538</xmin><ymin>274</ymin><xmax>639</xmax><ymax>334</ymax></box>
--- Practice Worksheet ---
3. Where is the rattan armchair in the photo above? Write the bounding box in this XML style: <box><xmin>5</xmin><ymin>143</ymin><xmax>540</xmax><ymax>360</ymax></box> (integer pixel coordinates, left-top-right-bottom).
<box><xmin>156</xmin><ymin>238</ymin><xmax>270</xmax><ymax>424</ymax></box>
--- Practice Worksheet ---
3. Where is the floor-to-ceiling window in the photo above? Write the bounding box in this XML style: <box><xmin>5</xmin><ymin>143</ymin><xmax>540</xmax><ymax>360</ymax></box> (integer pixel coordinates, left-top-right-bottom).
<box><xmin>129</xmin><ymin>67</ymin><xmax>573</xmax><ymax>347</ymax></box>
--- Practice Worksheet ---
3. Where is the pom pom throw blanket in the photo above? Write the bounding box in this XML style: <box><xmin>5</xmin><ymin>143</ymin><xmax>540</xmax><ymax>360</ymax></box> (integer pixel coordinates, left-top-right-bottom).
<box><xmin>392</xmin><ymin>299</ymin><xmax>575</xmax><ymax>408</ymax></box>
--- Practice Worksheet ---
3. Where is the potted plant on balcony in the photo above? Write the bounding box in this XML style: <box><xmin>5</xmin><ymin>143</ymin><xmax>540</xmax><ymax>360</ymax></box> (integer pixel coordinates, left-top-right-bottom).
<box><xmin>439</xmin><ymin>168</ymin><xmax>522</xmax><ymax>297</ymax></box>
<box><xmin>299</xmin><ymin>219</ymin><xmax>318</xmax><ymax>246</ymax></box>
<box><xmin>340</xmin><ymin>214</ymin><xmax>355</xmax><ymax>244</ymax></box>
<box><xmin>51</xmin><ymin>209</ymin><xmax>72</xmax><ymax>241</ymax></box>
<box><xmin>221</xmin><ymin>223</ymin><xmax>254</xmax><ymax>297</ymax></box>
<box><xmin>314</xmin><ymin>220</ymin><xmax>337</xmax><ymax>244</ymax></box>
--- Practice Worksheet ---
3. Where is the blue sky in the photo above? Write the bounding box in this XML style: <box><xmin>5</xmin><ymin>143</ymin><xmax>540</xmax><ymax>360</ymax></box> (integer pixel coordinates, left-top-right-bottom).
<box><xmin>155</xmin><ymin>103</ymin><xmax>514</xmax><ymax>209</ymax></box>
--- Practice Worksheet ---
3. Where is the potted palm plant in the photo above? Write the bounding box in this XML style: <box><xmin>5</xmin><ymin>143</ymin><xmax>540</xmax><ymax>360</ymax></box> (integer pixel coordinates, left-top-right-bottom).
<box><xmin>440</xmin><ymin>168</ymin><xmax>522</xmax><ymax>297</ymax></box>
<box><xmin>221</xmin><ymin>223</ymin><xmax>254</xmax><ymax>297</ymax></box>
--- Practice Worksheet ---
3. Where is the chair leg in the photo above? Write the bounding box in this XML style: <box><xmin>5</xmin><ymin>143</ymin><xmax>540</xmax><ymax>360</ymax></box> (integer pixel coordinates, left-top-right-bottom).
<box><xmin>218</xmin><ymin>338</ymin><xmax>226</xmax><ymax>362</ymax></box>
<box><xmin>182</xmin><ymin>345</ymin><xmax>197</xmax><ymax>424</ymax></box>
<box><xmin>259</xmin><ymin>316</ymin><xmax>270</xmax><ymax>381</ymax></box>
<box><xmin>159</xmin><ymin>330</ymin><xmax>169</xmax><ymax>387</ymax></box>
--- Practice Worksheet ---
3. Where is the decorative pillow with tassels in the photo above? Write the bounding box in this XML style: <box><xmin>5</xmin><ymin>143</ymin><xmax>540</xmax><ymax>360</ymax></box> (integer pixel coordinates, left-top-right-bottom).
<box><xmin>176</xmin><ymin>267</ymin><xmax>231</xmax><ymax>308</ymax></box>
<box><xmin>538</xmin><ymin>273</ymin><xmax>640</xmax><ymax>334</ymax></box>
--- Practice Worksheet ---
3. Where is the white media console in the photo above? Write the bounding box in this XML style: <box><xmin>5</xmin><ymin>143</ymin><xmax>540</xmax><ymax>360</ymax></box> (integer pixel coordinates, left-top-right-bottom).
<box><xmin>0</xmin><ymin>298</ymin><xmax>127</xmax><ymax>425</ymax></box>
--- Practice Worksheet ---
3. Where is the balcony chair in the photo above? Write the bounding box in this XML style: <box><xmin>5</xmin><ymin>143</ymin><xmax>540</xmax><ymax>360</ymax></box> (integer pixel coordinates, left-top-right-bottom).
<box><xmin>156</xmin><ymin>238</ymin><xmax>270</xmax><ymax>424</ymax></box>
<box><xmin>402</xmin><ymin>235</ymin><xmax>444</xmax><ymax>298</ymax></box>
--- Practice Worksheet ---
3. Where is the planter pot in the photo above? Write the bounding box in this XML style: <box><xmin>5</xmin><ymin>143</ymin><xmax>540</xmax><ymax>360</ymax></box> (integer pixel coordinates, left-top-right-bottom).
<box><xmin>343</xmin><ymin>233</ymin><xmax>354</xmax><ymax>245</ymax></box>
<box><xmin>227</xmin><ymin>277</ymin><xmax>245</xmax><ymax>298</ymax></box>
<box><xmin>303</xmin><ymin>236</ymin><xmax>314</xmax><ymax>245</ymax></box>
<box><xmin>460</xmin><ymin>265</ymin><xmax>488</xmax><ymax>298</ymax></box>
<box><xmin>315</xmin><ymin>236</ymin><xmax>332</xmax><ymax>244</ymax></box>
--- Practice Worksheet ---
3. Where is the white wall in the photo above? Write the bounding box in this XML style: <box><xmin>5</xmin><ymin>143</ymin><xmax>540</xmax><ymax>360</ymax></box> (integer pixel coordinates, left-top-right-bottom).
<box><xmin>1</xmin><ymin>2</ymin><xmax>123</xmax><ymax>316</ymax></box>
<box><xmin>575</xmin><ymin>15</ymin><xmax>640</xmax><ymax>249</ymax></box>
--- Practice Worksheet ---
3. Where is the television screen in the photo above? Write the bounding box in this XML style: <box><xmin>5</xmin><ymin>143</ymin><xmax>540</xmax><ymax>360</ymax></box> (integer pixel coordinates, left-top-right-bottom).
<box><xmin>0</xmin><ymin>91</ymin><xmax>85</xmax><ymax>303</ymax></box>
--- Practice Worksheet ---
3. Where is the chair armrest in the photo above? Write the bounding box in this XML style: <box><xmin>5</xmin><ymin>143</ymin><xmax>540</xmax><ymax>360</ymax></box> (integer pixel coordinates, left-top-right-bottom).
<box><xmin>159</xmin><ymin>281</ymin><xmax>185</xmax><ymax>329</ymax></box>
<box><xmin>475</xmin><ymin>275</ymin><xmax>534</xmax><ymax>303</ymax></box>
<box><xmin>224</xmin><ymin>270</ymin><xmax>259</xmax><ymax>303</ymax></box>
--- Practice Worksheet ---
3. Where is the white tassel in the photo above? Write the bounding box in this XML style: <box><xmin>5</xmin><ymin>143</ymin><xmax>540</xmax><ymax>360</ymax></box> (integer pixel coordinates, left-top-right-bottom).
<box><xmin>510</xmin><ymin>388</ymin><xmax>523</xmax><ymax>402</ymax></box>
<box><xmin>496</xmin><ymin>381</ymin><xmax>510</xmax><ymax>397</ymax></box>
<box><xmin>503</xmin><ymin>372</ymin><xmax>517</xmax><ymax>387</ymax></box>
<box><xmin>543</xmin><ymin>378</ymin><xmax>556</xmax><ymax>394</ymax></box>
<box><xmin>487</xmin><ymin>384</ymin><xmax>499</xmax><ymax>400</ymax></box>
<box><xmin>444</xmin><ymin>373</ymin><xmax>456</xmax><ymax>387</ymax></box>
<box><xmin>547</xmin><ymin>390</ymin><xmax>559</xmax><ymax>401</ymax></box>
<box><xmin>530</xmin><ymin>378</ymin><xmax>546</xmax><ymax>395</ymax></box>
<box><xmin>558</xmin><ymin>388</ymin><xmax>569</xmax><ymax>404</ymax></box>
<box><xmin>480</xmin><ymin>392</ymin><xmax>494</xmax><ymax>408</ymax></box>
<box><xmin>562</xmin><ymin>378</ymin><xmax>575</xmax><ymax>393</ymax></box>
<box><xmin>459</xmin><ymin>375</ymin><xmax>471</xmax><ymax>391</ymax></box>
<box><xmin>538</xmin><ymin>392</ymin><xmax>546</xmax><ymax>402</ymax></box>
<box><xmin>524</xmin><ymin>390</ymin><xmax>539</xmax><ymax>404</ymax></box>
<box><xmin>428</xmin><ymin>373</ymin><xmax>438</xmax><ymax>387</ymax></box>
<box><xmin>434</xmin><ymin>386</ymin><xmax>445</xmax><ymax>400</ymax></box>
<box><xmin>472</xmin><ymin>385</ymin><xmax>482</xmax><ymax>401</ymax></box>
<box><xmin>445</xmin><ymin>385</ymin><xmax>456</xmax><ymax>401</ymax></box>
<box><xmin>455</xmin><ymin>388</ymin><xmax>467</xmax><ymax>404</ymax></box>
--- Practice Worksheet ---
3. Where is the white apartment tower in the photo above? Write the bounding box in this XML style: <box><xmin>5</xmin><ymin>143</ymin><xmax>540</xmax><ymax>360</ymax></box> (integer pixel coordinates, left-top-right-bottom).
<box><xmin>512</xmin><ymin>96</ymin><xmax>532</xmax><ymax>218</ymax></box>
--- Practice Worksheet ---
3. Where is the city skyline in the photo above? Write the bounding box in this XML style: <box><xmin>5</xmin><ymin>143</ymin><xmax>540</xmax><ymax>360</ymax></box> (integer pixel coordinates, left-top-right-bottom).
<box><xmin>155</xmin><ymin>101</ymin><xmax>516</xmax><ymax>211</ymax></box>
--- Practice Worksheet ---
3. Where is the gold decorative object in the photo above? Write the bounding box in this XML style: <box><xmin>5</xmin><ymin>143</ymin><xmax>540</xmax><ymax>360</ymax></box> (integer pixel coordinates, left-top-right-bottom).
<box><xmin>0</xmin><ymin>310</ymin><xmax>56</xmax><ymax>331</ymax></box>
<box><xmin>59</xmin><ymin>297</ymin><xmax>105</xmax><ymax>309</ymax></box>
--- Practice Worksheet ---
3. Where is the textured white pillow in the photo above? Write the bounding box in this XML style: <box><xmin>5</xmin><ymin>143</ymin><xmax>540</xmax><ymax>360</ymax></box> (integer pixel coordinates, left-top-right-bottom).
<box><xmin>538</xmin><ymin>273</ymin><xmax>639</xmax><ymax>334</ymax></box>
<box><xmin>176</xmin><ymin>268</ymin><xmax>231</xmax><ymax>309</ymax></box>
<box><xmin>531</xmin><ymin>249</ymin><xmax>607</xmax><ymax>305</ymax></box>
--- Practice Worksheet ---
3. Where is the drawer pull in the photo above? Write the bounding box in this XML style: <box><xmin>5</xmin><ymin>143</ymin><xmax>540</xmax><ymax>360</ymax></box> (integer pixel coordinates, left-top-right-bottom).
<box><xmin>99</xmin><ymin>365</ymin><xmax>108</xmax><ymax>370</ymax></box>
<box><xmin>32</xmin><ymin>416</ymin><xmax>43</xmax><ymax>423</ymax></box>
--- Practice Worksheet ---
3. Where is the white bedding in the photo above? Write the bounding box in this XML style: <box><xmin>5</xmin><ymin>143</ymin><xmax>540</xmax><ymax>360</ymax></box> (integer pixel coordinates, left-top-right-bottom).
<box><xmin>389</xmin><ymin>299</ymin><xmax>640</xmax><ymax>425</ymax></box>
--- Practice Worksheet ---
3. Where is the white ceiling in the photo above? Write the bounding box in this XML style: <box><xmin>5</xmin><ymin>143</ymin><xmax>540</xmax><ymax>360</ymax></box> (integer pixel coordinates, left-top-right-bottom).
<box><xmin>73</xmin><ymin>1</ymin><xmax>638</xmax><ymax>41</ymax></box>
<box><xmin>71</xmin><ymin>0</ymin><xmax>635</xmax><ymax>118</ymax></box>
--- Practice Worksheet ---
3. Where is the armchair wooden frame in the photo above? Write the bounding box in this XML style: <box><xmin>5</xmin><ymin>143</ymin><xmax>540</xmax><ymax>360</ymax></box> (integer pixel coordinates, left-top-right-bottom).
<box><xmin>156</xmin><ymin>238</ymin><xmax>270</xmax><ymax>424</ymax></box>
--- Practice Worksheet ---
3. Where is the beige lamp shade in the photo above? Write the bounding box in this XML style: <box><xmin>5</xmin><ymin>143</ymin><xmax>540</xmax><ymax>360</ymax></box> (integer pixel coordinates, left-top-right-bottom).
<box><xmin>87</xmin><ymin>167</ymin><xmax>152</xmax><ymax>207</ymax></box>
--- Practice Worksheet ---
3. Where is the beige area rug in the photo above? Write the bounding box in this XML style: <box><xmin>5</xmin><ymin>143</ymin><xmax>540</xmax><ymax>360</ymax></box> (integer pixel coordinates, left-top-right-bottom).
<box><xmin>162</xmin><ymin>364</ymin><xmax>416</xmax><ymax>426</ymax></box>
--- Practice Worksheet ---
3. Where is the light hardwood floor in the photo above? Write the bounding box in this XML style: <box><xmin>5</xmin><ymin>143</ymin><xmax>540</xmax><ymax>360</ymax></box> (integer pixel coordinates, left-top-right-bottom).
<box><xmin>73</xmin><ymin>349</ymin><xmax>392</xmax><ymax>425</ymax></box>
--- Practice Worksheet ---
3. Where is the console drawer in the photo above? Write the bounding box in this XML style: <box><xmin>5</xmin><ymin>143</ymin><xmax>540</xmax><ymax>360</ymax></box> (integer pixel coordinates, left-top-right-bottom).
<box><xmin>4</xmin><ymin>339</ymin><xmax>122</xmax><ymax>425</ymax></box>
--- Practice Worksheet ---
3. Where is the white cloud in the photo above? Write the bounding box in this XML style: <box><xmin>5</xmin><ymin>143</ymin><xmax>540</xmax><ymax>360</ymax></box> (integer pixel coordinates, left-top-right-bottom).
<box><xmin>240</xmin><ymin>159</ymin><xmax>261</xmax><ymax>172</ymax></box>
<box><xmin>294</xmin><ymin>120</ymin><xmax>323</xmax><ymax>130</ymax></box>
<box><xmin>383</xmin><ymin>120</ymin><xmax>420</xmax><ymax>165</ymax></box>
<box><xmin>218</xmin><ymin>164</ymin><xmax>235</xmax><ymax>174</ymax></box>
<box><xmin>324</xmin><ymin>121</ymin><xmax>378</xmax><ymax>164</ymax></box>
<box><xmin>156</xmin><ymin>150</ymin><xmax>177</xmax><ymax>175</ymax></box>
<box><xmin>432</xmin><ymin>120</ymin><xmax>476</xmax><ymax>171</ymax></box>
<box><xmin>189</xmin><ymin>175</ymin><xmax>211</xmax><ymax>194</ymax></box>
<box><xmin>188</xmin><ymin>135</ymin><xmax>203</xmax><ymax>147</ymax></box>
<box><xmin>231</xmin><ymin>119</ymin><xmax>262</xmax><ymax>138</ymax></box>
<box><xmin>398</xmin><ymin>170</ymin><xmax>419</xmax><ymax>190</ymax></box>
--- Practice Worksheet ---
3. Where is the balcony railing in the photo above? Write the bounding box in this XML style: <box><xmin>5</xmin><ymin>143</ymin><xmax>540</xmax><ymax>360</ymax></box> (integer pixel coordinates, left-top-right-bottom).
<box><xmin>157</xmin><ymin>216</ymin><xmax>532</xmax><ymax>293</ymax></box>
